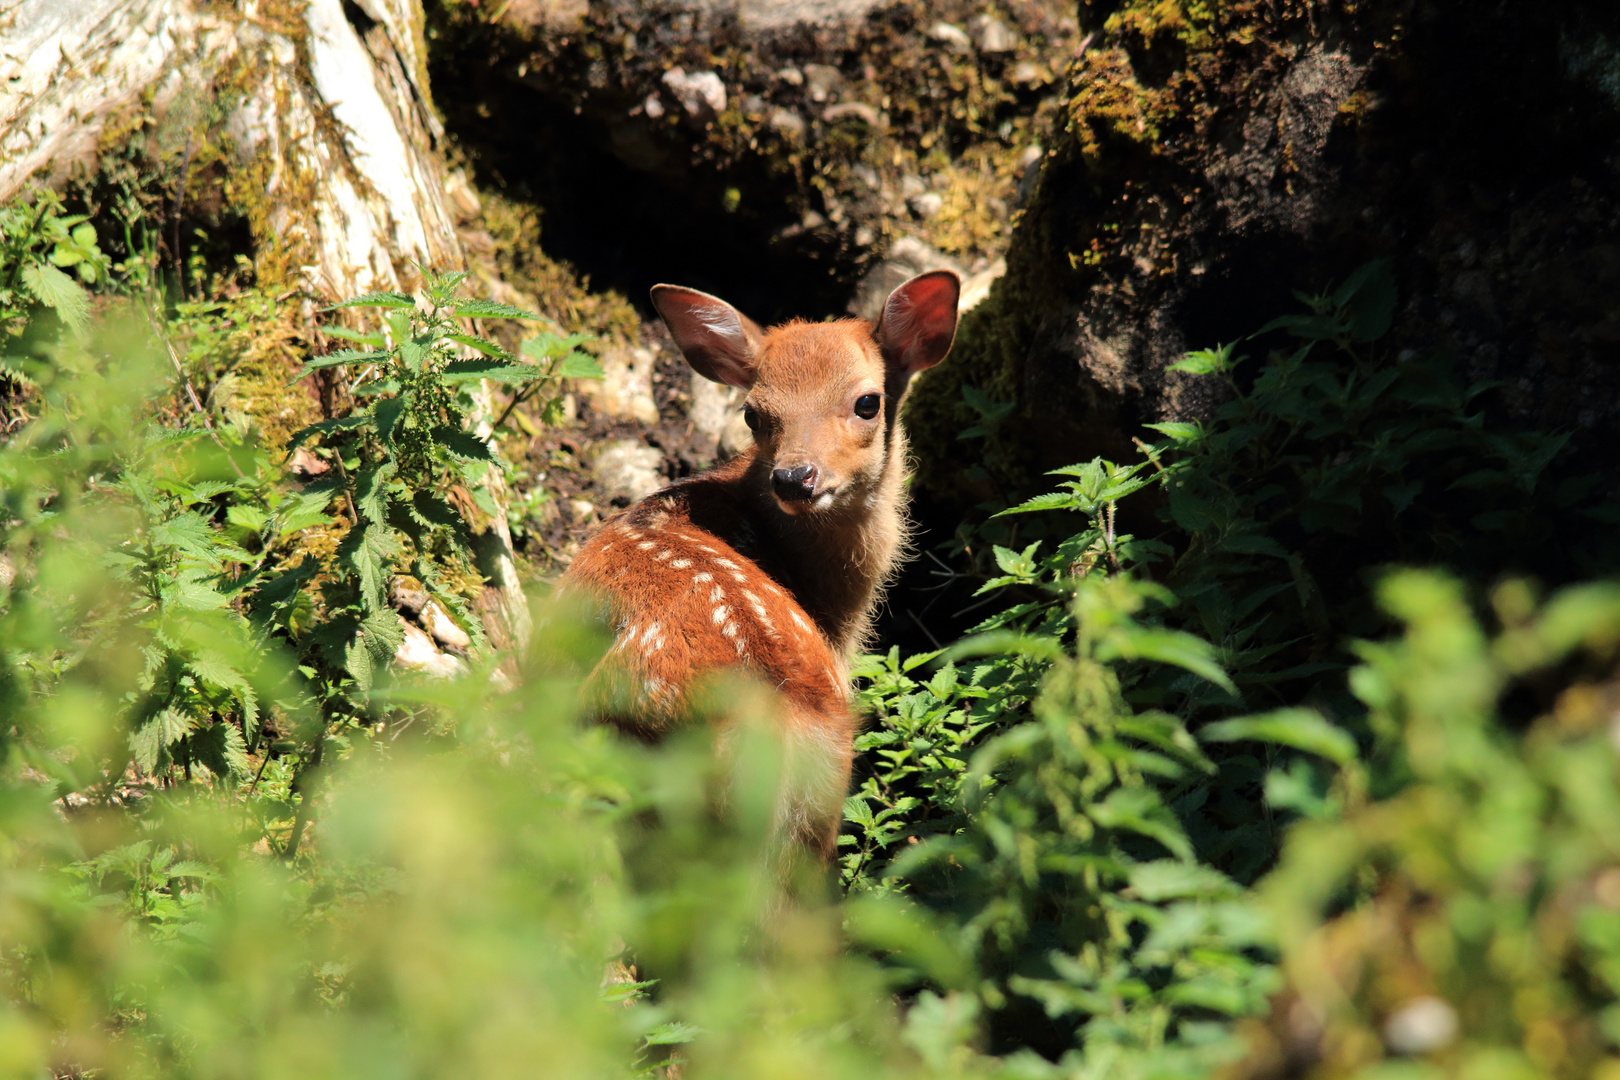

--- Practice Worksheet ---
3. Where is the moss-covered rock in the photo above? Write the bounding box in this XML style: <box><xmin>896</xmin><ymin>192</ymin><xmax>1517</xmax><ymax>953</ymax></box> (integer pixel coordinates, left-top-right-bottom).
<box><xmin>427</xmin><ymin>0</ymin><xmax>1077</xmax><ymax>321</ymax></box>
<box><xmin>906</xmin><ymin>0</ymin><xmax>1620</xmax><ymax>518</ymax></box>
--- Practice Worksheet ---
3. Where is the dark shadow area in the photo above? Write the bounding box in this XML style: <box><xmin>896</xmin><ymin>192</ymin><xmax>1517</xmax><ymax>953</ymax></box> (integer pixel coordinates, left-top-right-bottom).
<box><xmin>430</xmin><ymin>55</ymin><xmax>860</xmax><ymax>325</ymax></box>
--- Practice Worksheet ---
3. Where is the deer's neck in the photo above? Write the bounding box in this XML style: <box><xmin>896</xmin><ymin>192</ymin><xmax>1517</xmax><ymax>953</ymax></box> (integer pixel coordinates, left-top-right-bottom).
<box><xmin>745</xmin><ymin>431</ymin><xmax>911</xmax><ymax>667</ymax></box>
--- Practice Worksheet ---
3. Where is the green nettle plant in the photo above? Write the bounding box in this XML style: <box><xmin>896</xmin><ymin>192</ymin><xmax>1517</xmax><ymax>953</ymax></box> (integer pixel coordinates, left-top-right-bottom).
<box><xmin>840</xmin><ymin>261</ymin><xmax>1620</xmax><ymax>1072</ymax></box>
<box><xmin>6</xmin><ymin>230</ymin><xmax>1620</xmax><ymax>1080</ymax></box>
<box><xmin>0</xmin><ymin>188</ymin><xmax>111</xmax><ymax>339</ymax></box>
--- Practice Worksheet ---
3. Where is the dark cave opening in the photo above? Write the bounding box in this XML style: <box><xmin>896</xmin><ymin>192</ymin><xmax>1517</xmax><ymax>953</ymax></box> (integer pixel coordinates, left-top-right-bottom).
<box><xmin>430</xmin><ymin>54</ymin><xmax>864</xmax><ymax>327</ymax></box>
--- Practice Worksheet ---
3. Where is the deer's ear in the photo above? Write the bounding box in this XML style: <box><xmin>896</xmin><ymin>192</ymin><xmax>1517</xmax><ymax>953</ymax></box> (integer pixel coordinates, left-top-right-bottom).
<box><xmin>650</xmin><ymin>284</ymin><xmax>763</xmax><ymax>389</ymax></box>
<box><xmin>875</xmin><ymin>270</ymin><xmax>960</xmax><ymax>375</ymax></box>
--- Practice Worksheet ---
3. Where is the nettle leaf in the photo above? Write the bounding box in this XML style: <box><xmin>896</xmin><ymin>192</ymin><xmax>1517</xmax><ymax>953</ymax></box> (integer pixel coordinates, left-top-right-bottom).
<box><xmin>277</xmin><ymin>488</ymin><xmax>339</xmax><ymax>536</ymax></box>
<box><xmin>556</xmin><ymin>352</ymin><xmax>606</xmax><ymax>380</ymax></box>
<box><xmin>1170</xmin><ymin>345</ymin><xmax>1233</xmax><ymax>376</ymax></box>
<box><xmin>152</xmin><ymin>512</ymin><xmax>224</xmax><ymax>567</ymax></box>
<box><xmin>1097</xmin><ymin>627</ymin><xmax>1235</xmax><ymax>693</ymax></box>
<box><xmin>424</xmin><ymin>270</ymin><xmax>471</xmax><ymax>307</ymax></box>
<box><xmin>322</xmin><ymin>325</ymin><xmax>387</xmax><ymax>348</ymax></box>
<box><xmin>167</xmin><ymin>575</ymin><xmax>230</xmax><ymax>611</ymax></box>
<box><xmin>522</xmin><ymin>331</ymin><xmax>593</xmax><ymax>361</ymax></box>
<box><xmin>443</xmin><ymin>358</ymin><xmax>536</xmax><ymax>384</ymax></box>
<box><xmin>445</xmin><ymin>333</ymin><xmax>514</xmax><ymax>361</ymax></box>
<box><xmin>225</xmin><ymin>504</ymin><xmax>269</xmax><ymax>534</ymax></box>
<box><xmin>250</xmin><ymin>559</ymin><xmax>317</xmax><ymax>615</ymax></box>
<box><xmin>436</xmin><ymin>428</ymin><xmax>495</xmax><ymax>461</ymax></box>
<box><xmin>336</xmin><ymin>523</ymin><xmax>398</xmax><ymax>609</ymax></box>
<box><xmin>1333</xmin><ymin>258</ymin><xmax>1396</xmax><ymax>343</ymax></box>
<box><xmin>130</xmin><ymin>708</ymin><xmax>193</xmax><ymax>773</ymax></box>
<box><xmin>374</xmin><ymin>396</ymin><xmax>404</xmax><ymax>448</ymax></box>
<box><xmin>287</xmin><ymin>349</ymin><xmax>387</xmax><ymax>385</ymax></box>
<box><xmin>454</xmin><ymin>298</ymin><xmax>541</xmax><ymax>321</ymax></box>
<box><xmin>360</xmin><ymin>607</ymin><xmax>403</xmax><ymax>664</ymax></box>
<box><xmin>409</xmin><ymin>490</ymin><xmax>461</xmax><ymax>529</ymax></box>
<box><xmin>1128</xmin><ymin>860</ymin><xmax>1241</xmax><ymax>902</ymax></box>
<box><xmin>1143</xmin><ymin>420</ymin><xmax>1206</xmax><ymax>445</ymax></box>
<box><xmin>322</xmin><ymin>291</ymin><xmax>415</xmax><ymax>311</ymax></box>
<box><xmin>285</xmin><ymin>415</ymin><xmax>370</xmax><ymax>456</ymax></box>
<box><xmin>345</xmin><ymin>631</ymin><xmax>374</xmax><ymax>694</ymax></box>
<box><xmin>20</xmin><ymin>261</ymin><xmax>89</xmax><ymax>329</ymax></box>
<box><xmin>995</xmin><ymin>491</ymin><xmax>1077</xmax><ymax>517</ymax></box>
<box><xmin>189</xmin><ymin>718</ymin><xmax>251</xmax><ymax>779</ymax></box>
<box><xmin>352</xmin><ymin>462</ymin><xmax>397</xmax><ymax>527</ymax></box>
<box><xmin>1201</xmin><ymin>708</ymin><xmax>1358</xmax><ymax>768</ymax></box>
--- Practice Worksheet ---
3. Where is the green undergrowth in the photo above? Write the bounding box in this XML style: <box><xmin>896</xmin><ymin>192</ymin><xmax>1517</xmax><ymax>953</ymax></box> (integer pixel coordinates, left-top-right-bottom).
<box><xmin>2</xmin><ymin>253</ymin><xmax>1620</xmax><ymax>1080</ymax></box>
<box><xmin>840</xmin><ymin>261</ymin><xmax>1620</xmax><ymax>1072</ymax></box>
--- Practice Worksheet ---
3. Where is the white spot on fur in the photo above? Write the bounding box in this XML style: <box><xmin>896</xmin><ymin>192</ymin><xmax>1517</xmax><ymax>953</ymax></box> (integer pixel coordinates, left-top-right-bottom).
<box><xmin>671</xmin><ymin>558</ymin><xmax>693</xmax><ymax>569</ymax></box>
<box><xmin>693</xmin><ymin>571</ymin><xmax>714</xmax><ymax>584</ymax></box>
<box><xmin>789</xmin><ymin>610</ymin><xmax>811</xmax><ymax>632</ymax></box>
<box><xmin>714</xmin><ymin>557</ymin><xmax>739</xmax><ymax>569</ymax></box>
<box><xmin>722</xmin><ymin>621</ymin><xmax>739</xmax><ymax>640</ymax></box>
<box><xmin>709</xmin><ymin>586</ymin><xmax>725</xmax><ymax>603</ymax></box>
<box><xmin>640</xmin><ymin>622</ymin><xmax>662</xmax><ymax>645</ymax></box>
<box><xmin>654</xmin><ymin>549</ymin><xmax>673</xmax><ymax>561</ymax></box>
<box><xmin>637</xmin><ymin>541</ymin><xmax>656</xmax><ymax>551</ymax></box>
<box><xmin>712</xmin><ymin>605</ymin><xmax>731</xmax><ymax>625</ymax></box>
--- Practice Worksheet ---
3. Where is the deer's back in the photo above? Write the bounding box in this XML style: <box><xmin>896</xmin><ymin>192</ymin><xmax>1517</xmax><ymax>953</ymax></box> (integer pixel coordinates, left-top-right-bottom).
<box><xmin>564</xmin><ymin>477</ymin><xmax>849</xmax><ymax>737</ymax></box>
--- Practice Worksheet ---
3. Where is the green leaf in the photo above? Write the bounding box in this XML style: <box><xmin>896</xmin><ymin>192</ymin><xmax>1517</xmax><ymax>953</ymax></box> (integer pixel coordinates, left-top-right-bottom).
<box><xmin>443</xmin><ymin>359</ymin><xmax>537</xmax><ymax>384</ymax></box>
<box><xmin>522</xmin><ymin>331</ymin><xmax>593</xmax><ymax>361</ymax></box>
<box><xmin>152</xmin><ymin>512</ymin><xmax>224</xmax><ymax>567</ymax></box>
<box><xmin>1128</xmin><ymin>860</ymin><xmax>1240</xmax><ymax>901</ymax></box>
<box><xmin>1201</xmin><ymin>708</ymin><xmax>1359</xmax><ymax>767</ymax></box>
<box><xmin>641</xmin><ymin>1022</ymin><xmax>702</xmax><ymax>1047</ymax></box>
<box><xmin>285</xmin><ymin>415</ymin><xmax>370</xmax><ymax>456</ymax></box>
<box><xmin>1096</xmin><ymin>627</ymin><xmax>1235</xmax><ymax>692</ymax></box>
<box><xmin>943</xmin><ymin>631</ymin><xmax>1065</xmax><ymax>664</ymax></box>
<box><xmin>556</xmin><ymin>352</ymin><xmax>606</xmax><ymax>380</ymax></box>
<box><xmin>321</xmin><ymin>291</ymin><xmax>415</xmax><ymax>311</ymax></box>
<box><xmin>445</xmin><ymin>333</ymin><xmax>514</xmax><ymax>360</ymax></box>
<box><xmin>1333</xmin><ymin>258</ymin><xmax>1396</xmax><ymax>342</ymax></box>
<box><xmin>437</xmin><ymin>428</ymin><xmax>495</xmax><ymax>461</ymax></box>
<box><xmin>287</xmin><ymin>350</ymin><xmax>387</xmax><ymax>385</ymax></box>
<box><xmin>994</xmin><ymin>491</ymin><xmax>1077</xmax><ymax>517</ymax></box>
<box><xmin>1142</xmin><ymin>420</ymin><xmax>1206</xmax><ymax>444</ymax></box>
<box><xmin>20</xmin><ymin>261</ymin><xmax>89</xmax><ymax>329</ymax></box>
<box><xmin>374</xmin><ymin>397</ymin><xmax>404</xmax><ymax>448</ymax></box>
<box><xmin>1170</xmin><ymin>345</ymin><xmax>1232</xmax><ymax>376</ymax></box>
<box><xmin>322</xmin><ymin>326</ymin><xmax>387</xmax><ymax>347</ymax></box>
<box><xmin>453</xmin><ymin>299</ymin><xmax>541</xmax><ymax>321</ymax></box>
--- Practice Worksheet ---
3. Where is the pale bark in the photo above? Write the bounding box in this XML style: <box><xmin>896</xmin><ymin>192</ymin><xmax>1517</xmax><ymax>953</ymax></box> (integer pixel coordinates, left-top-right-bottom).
<box><xmin>0</xmin><ymin>0</ymin><xmax>529</xmax><ymax>658</ymax></box>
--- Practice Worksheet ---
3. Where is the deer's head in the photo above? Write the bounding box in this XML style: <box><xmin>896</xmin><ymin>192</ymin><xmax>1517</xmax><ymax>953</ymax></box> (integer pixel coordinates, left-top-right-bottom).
<box><xmin>651</xmin><ymin>271</ymin><xmax>960</xmax><ymax>517</ymax></box>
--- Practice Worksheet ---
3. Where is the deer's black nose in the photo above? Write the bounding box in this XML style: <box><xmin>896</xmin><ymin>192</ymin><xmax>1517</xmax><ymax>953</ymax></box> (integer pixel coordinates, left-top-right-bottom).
<box><xmin>771</xmin><ymin>463</ymin><xmax>818</xmax><ymax>501</ymax></box>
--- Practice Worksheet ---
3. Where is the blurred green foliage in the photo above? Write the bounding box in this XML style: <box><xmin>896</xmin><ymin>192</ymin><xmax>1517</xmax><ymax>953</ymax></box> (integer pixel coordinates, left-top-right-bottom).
<box><xmin>2</xmin><ymin>243</ymin><xmax>1619</xmax><ymax>1080</ymax></box>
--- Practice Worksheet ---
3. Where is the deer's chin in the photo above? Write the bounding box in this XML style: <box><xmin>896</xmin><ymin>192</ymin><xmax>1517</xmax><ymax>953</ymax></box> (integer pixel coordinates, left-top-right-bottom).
<box><xmin>773</xmin><ymin>488</ymin><xmax>842</xmax><ymax>516</ymax></box>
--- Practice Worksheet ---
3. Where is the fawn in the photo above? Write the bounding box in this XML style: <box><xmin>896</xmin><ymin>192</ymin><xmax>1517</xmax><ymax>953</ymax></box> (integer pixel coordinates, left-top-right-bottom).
<box><xmin>562</xmin><ymin>270</ymin><xmax>960</xmax><ymax>861</ymax></box>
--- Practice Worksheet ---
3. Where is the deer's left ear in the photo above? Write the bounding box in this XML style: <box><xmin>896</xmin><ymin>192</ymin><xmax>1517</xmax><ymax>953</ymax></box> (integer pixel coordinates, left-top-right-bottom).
<box><xmin>874</xmin><ymin>270</ymin><xmax>960</xmax><ymax>375</ymax></box>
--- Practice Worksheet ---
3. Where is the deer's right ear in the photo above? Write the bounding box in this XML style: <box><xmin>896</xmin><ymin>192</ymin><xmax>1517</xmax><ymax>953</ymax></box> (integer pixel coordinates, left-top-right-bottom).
<box><xmin>650</xmin><ymin>284</ymin><xmax>763</xmax><ymax>389</ymax></box>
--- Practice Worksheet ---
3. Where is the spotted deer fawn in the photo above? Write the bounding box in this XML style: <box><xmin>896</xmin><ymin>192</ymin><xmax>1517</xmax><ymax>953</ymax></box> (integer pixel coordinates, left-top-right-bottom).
<box><xmin>562</xmin><ymin>270</ymin><xmax>960</xmax><ymax>861</ymax></box>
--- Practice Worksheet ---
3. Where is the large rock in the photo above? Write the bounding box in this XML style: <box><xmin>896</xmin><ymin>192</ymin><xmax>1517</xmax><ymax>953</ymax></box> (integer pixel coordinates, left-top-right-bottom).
<box><xmin>429</xmin><ymin>0</ymin><xmax>1078</xmax><ymax>323</ymax></box>
<box><xmin>905</xmin><ymin>0</ymin><xmax>1620</xmax><ymax>505</ymax></box>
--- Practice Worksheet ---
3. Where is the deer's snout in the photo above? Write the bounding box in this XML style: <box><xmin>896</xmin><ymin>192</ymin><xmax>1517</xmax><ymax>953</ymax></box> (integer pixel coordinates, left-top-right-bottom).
<box><xmin>771</xmin><ymin>463</ymin><xmax>819</xmax><ymax>502</ymax></box>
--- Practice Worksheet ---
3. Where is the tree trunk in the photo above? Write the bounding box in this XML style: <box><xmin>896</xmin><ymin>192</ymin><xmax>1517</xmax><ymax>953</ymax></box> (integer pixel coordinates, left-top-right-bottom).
<box><xmin>0</xmin><ymin>0</ymin><xmax>529</xmax><ymax>658</ymax></box>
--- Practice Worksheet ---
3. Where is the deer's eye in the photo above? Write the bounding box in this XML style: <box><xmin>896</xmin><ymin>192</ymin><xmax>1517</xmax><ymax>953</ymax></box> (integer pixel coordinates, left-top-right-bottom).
<box><xmin>854</xmin><ymin>393</ymin><xmax>881</xmax><ymax>420</ymax></box>
<box><xmin>743</xmin><ymin>405</ymin><xmax>760</xmax><ymax>431</ymax></box>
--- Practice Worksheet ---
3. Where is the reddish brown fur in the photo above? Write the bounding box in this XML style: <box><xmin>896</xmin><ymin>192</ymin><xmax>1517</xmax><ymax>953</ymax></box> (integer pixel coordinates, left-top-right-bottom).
<box><xmin>560</xmin><ymin>273</ymin><xmax>958</xmax><ymax>862</ymax></box>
